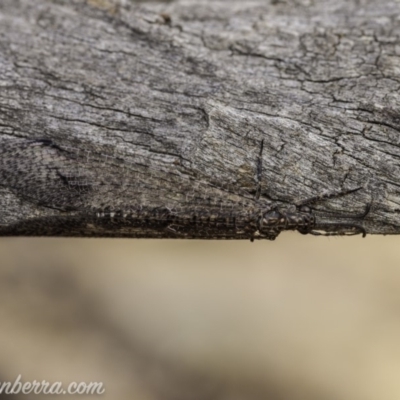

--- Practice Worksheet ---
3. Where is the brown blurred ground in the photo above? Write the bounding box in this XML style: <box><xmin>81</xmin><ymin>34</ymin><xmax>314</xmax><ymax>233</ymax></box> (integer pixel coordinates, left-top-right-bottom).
<box><xmin>0</xmin><ymin>235</ymin><xmax>399</xmax><ymax>399</ymax></box>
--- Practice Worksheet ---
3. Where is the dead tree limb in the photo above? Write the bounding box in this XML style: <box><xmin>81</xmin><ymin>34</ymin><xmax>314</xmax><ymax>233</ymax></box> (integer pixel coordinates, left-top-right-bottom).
<box><xmin>1</xmin><ymin>0</ymin><xmax>400</xmax><ymax>239</ymax></box>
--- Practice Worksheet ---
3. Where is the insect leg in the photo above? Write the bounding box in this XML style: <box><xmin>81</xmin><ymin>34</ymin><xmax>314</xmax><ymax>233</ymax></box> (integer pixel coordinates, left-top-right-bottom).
<box><xmin>305</xmin><ymin>222</ymin><xmax>367</xmax><ymax>237</ymax></box>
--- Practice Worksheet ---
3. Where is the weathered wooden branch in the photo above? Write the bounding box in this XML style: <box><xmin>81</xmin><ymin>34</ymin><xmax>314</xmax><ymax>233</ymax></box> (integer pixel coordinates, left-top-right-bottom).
<box><xmin>1</xmin><ymin>0</ymin><xmax>400</xmax><ymax>239</ymax></box>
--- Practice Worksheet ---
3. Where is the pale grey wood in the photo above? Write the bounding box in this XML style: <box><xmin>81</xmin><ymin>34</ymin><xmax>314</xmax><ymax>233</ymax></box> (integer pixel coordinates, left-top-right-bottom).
<box><xmin>0</xmin><ymin>0</ymin><xmax>400</xmax><ymax>239</ymax></box>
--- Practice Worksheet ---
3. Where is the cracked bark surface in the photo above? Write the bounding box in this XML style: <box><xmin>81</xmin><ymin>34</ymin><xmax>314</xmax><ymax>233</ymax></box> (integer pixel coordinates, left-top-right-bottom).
<box><xmin>1</xmin><ymin>0</ymin><xmax>400</xmax><ymax>239</ymax></box>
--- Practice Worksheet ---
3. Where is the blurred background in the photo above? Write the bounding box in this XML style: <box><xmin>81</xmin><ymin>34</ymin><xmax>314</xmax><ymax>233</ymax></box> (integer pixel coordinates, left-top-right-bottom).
<box><xmin>0</xmin><ymin>235</ymin><xmax>399</xmax><ymax>400</ymax></box>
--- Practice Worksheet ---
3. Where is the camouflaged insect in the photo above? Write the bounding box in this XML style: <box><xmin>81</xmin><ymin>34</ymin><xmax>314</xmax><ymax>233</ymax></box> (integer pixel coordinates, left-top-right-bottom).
<box><xmin>0</xmin><ymin>138</ymin><xmax>369</xmax><ymax>240</ymax></box>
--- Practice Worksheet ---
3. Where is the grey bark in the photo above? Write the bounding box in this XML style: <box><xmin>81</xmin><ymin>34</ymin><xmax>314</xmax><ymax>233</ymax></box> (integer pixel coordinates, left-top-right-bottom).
<box><xmin>0</xmin><ymin>0</ymin><xmax>400</xmax><ymax>239</ymax></box>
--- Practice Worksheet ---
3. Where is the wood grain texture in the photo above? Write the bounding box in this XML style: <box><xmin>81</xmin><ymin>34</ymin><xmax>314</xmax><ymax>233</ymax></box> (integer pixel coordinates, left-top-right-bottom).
<box><xmin>0</xmin><ymin>0</ymin><xmax>400</xmax><ymax>239</ymax></box>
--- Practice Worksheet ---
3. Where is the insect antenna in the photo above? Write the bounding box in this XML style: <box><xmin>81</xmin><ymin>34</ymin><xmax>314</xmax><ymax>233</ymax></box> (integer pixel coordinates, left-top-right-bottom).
<box><xmin>296</xmin><ymin>186</ymin><xmax>363</xmax><ymax>208</ymax></box>
<box><xmin>305</xmin><ymin>202</ymin><xmax>371</xmax><ymax>220</ymax></box>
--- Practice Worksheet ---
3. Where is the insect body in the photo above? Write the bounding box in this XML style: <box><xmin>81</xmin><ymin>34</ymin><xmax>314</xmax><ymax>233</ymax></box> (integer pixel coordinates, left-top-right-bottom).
<box><xmin>0</xmin><ymin>138</ymin><xmax>370</xmax><ymax>240</ymax></box>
